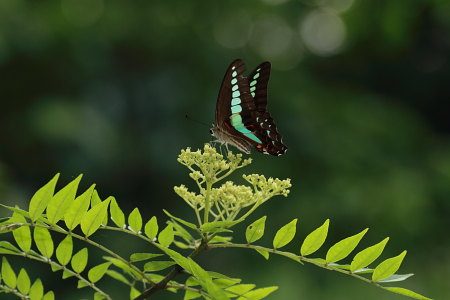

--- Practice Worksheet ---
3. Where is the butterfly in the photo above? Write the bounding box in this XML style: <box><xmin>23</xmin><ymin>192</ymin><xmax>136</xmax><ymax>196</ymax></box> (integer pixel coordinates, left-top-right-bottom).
<box><xmin>210</xmin><ymin>59</ymin><xmax>287</xmax><ymax>156</ymax></box>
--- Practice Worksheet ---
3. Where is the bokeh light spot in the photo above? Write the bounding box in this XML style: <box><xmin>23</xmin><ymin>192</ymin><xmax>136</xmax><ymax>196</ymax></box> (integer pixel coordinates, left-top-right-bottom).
<box><xmin>299</xmin><ymin>9</ymin><xmax>346</xmax><ymax>56</ymax></box>
<box><xmin>317</xmin><ymin>0</ymin><xmax>354</xmax><ymax>13</ymax></box>
<box><xmin>250</xmin><ymin>16</ymin><xmax>295</xmax><ymax>59</ymax></box>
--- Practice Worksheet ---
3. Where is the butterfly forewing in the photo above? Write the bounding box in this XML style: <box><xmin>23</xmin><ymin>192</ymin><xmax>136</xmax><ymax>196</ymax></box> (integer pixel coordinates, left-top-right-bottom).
<box><xmin>215</xmin><ymin>60</ymin><xmax>263</xmax><ymax>147</ymax></box>
<box><xmin>212</xmin><ymin>59</ymin><xmax>287</xmax><ymax>156</ymax></box>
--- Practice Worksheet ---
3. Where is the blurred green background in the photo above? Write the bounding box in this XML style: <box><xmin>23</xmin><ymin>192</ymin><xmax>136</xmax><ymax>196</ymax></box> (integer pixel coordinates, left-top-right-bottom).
<box><xmin>1</xmin><ymin>0</ymin><xmax>449</xmax><ymax>299</ymax></box>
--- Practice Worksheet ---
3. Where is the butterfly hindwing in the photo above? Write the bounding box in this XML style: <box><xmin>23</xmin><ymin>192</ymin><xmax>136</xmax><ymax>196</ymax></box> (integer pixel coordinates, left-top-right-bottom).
<box><xmin>247</xmin><ymin>62</ymin><xmax>287</xmax><ymax>156</ymax></box>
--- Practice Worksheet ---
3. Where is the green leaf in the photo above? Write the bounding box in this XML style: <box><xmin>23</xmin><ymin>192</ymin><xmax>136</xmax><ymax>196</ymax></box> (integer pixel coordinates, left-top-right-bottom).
<box><xmin>34</xmin><ymin>227</ymin><xmax>54</xmax><ymax>258</ymax></box>
<box><xmin>325</xmin><ymin>228</ymin><xmax>368</xmax><ymax>264</ymax></box>
<box><xmin>56</xmin><ymin>235</ymin><xmax>73</xmax><ymax>266</ymax></box>
<box><xmin>158</xmin><ymin>223</ymin><xmax>174</xmax><ymax>247</ymax></box>
<box><xmin>88</xmin><ymin>262</ymin><xmax>111</xmax><ymax>283</ymax></box>
<box><xmin>144</xmin><ymin>261</ymin><xmax>176</xmax><ymax>272</ymax></box>
<box><xmin>46</xmin><ymin>175</ymin><xmax>82</xmax><ymax>224</ymax></box>
<box><xmin>64</xmin><ymin>184</ymin><xmax>95</xmax><ymax>230</ymax></box>
<box><xmin>11</xmin><ymin>211</ymin><xmax>32</xmax><ymax>252</ymax></box>
<box><xmin>171</xmin><ymin>220</ymin><xmax>194</xmax><ymax>243</ymax></box>
<box><xmin>0</xmin><ymin>241</ymin><xmax>20</xmax><ymax>254</ymax></box>
<box><xmin>29</xmin><ymin>278</ymin><xmax>44</xmax><ymax>300</ymax></box>
<box><xmin>378</xmin><ymin>273</ymin><xmax>414</xmax><ymax>282</ymax></box>
<box><xmin>256</xmin><ymin>249</ymin><xmax>269</xmax><ymax>260</ymax></box>
<box><xmin>200</xmin><ymin>221</ymin><xmax>239</xmax><ymax>232</ymax></box>
<box><xmin>17</xmin><ymin>268</ymin><xmax>31</xmax><ymax>295</ymax></box>
<box><xmin>226</xmin><ymin>284</ymin><xmax>256</xmax><ymax>296</ymax></box>
<box><xmin>94</xmin><ymin>292</ymin><xmax>105</xmax><ymax>300</ymax></box>
<box><xmin>91</xmin><ymin>190</ymin><xmax>102</xmax><ymax>207</ymax></box>
<box><xmin>185</xmin><ymin>276</ymin><xmax>200</xmax><ymax>286</ymax></box>
<box><xmin>130</xmin><ymin>253</ymin><xmax>163</xmax><ymax>262</ymax></box>
<box><xmin>77</xmin><ymin>280</ymin><xmax>89</xmax><ymax>288</ymax></box>
<box><xmin>144</xmin><ymin>216</ymin><xmax>159</xmax><ymax>239</ymax></box>
<box><xmin>109</xmin><ymin>197</ymin><xmax>125</xmax><ymax>228</ymax></box>
<box><xmin>372</xmin><ymin>250</ymin><xmax>407</xmax><ymax>282</ymax></box>
<box><xmin>80</xmin><ymin>198</ymin><xmax>110</xmax><ymax>237</ymax></box>
<box><xmin>0</xmin><ymin>205</ymin><xmax>30</xmax><ymax>219</ymax></box>
<box><xmin>106</xmin><ymin>270</ymin><xmax>130</xmax><ymax>285</ymax></box>
<box><xmin>273</xmin><ymin>219</ymin><xmax>298</xmax><ymax>249</ymax></box>
<box><xmin>128</xmin><ymin>207</ymin><xmax>142</xmax><ymax>233</ymax></box>
<box><xmin>350</xmin><ymin>237</ymin><xmax>389</xmax><ymax>272</ymax></box>
<box><xmin>208</xmin><ymin>271</ymin><xmax>240</xmax><ymax>280</ymax></box>
<box><xmin>50</xmin><ymin>264</ymin><xmax>62</xmax><ymax>272</ymax></box>
<box><xmin>43</xmin><ymin>291</ymin><xmax>55</xmax><ymax>300</ymax></box>
<box><xmin>383</xmin><ymin>287</ymin><xmax>431</xmax><ymax>300</ymax></box>
<box><xmin>71</xmin><ymin>248</ymin><xmax>88</xmax><ymax>273</ymax></box>
<box><xmin>214</xmin><ymin>278</ymin><xmax>240</xmax><ymax>289</ymax></box>
<box><xmin>246</xmin><ymin>216</ymin><xmax>266</xmax><ymax>244</ymax></box>
<box><xmin>163</xmin><ymin>210</ymin><xmax>197</xmax><ymax>229</ymax></box>
<box><xmin>29</xmin><ymin>174</ymin><xmax>60</xmax><ymax>222</ymax></box>
<box><xmin>237</xmin><ymin>286</ymin><xmax>278</xmax><ymax>300</ymax></box>
<box><xmin>301</xmin><ymin>219</ymin><xmax>329</xmax><ymax>256</ymax></box>
<box><xmin>103</xmin><ymin>257</ymin><xmax>142</xmax><ymax>278</ymax></box>
<box><xmin>1</xmin><ymin>257</ymin><xmax>16</xmax><ymax>288</ymax></box>
<box><xmin>184</xmin><ymin>289</ymin><xmax>202</xmax><ymax>300</ymax></box>
<box><xmin>62</xmin><ymin>270</ymin><xmax>74</xmax><ymax>279</ymax></box>
<box><xmin>130</xmin><ymin>287</ymin><xmax>140</xmax><ymax>299</ymax></box>
<box><xmin>187</xmin><ymin>259</ymin><xmax>229</xmax><ymax>300</ymax></box>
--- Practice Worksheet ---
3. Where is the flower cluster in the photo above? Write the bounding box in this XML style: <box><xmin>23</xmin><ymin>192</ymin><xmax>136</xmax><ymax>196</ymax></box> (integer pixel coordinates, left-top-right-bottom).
<box><xmin>175</xmin><ymin>144</ymin><xmax>291</xmax><ymax>224</ymax></box>
<box><xmin>177</xmin><ymin>144</ymin><xmax>252</xmax><ymax>183</ymax></box>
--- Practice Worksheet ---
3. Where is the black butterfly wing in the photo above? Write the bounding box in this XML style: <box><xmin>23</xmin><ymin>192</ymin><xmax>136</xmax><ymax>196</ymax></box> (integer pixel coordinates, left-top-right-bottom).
<box><xmin>247</xmin><ymin>61</ymin><xmax>271</xmax><ymax>113</ymax></box>
<box><xmin>215</xmin><ymin>59</ymin><xmax>263</xmax><ymax>146</ymax></box>
<box><xmin>246</xmin><ymin>62</ymin><xmax>287</xmax><ymax>156</ymax></box>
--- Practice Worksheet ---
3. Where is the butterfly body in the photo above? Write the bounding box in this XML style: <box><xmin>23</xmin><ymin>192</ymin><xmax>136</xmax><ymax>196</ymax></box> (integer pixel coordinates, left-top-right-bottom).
<box><xmin>211</xmin><ymin>59</ymin><xmax>287</xmax><ymax>156</ymax></box>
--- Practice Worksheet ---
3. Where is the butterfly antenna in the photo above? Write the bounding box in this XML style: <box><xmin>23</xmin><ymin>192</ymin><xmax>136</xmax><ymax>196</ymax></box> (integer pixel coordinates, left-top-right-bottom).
<box><xmin>185</xmin><ymin>114</ymin><xmax>210</xmax><ymax>128</ymax></box>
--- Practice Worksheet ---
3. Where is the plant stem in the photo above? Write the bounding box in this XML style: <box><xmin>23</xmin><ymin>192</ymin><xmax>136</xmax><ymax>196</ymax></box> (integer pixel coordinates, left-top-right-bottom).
<box><xmin>203</xmin><ymin>181</ymin><xmax>213</xmax><ymax>225</ymax></box>
<box><xmin>208</xmin><ymin>243</ymin><xmax>387</xmax><ymax>289</ymax></box>
<box><xmin>134</xmin><ymin>239</ymin><xmax>210</xmax><ymax>300</ymax></box>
